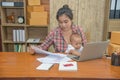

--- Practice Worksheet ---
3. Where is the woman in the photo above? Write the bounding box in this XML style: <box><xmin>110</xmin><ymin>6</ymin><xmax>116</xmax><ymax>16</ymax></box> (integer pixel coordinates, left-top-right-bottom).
<box><xmin>30</xmin><ymin>4</ymin><xmax>87</xmax><ymax>54</ymax></box>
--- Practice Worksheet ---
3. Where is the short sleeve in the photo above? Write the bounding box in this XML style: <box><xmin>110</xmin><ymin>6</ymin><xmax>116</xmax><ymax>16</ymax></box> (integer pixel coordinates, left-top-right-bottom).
<box><xmin>65</xmin><ymin>44</ymin><xmax>75</xmax><ymax>54</ymax></box>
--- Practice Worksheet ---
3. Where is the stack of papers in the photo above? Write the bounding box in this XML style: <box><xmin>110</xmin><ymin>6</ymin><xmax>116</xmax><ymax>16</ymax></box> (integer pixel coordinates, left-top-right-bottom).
<box><xmin>32</xmin><ymin>46</ymin><xmax>67</xmax><ymax>57</ymax></box>
<box><xmin>37</xmin><ymin>55</ymin><xmax>71</xmax><ymax>64</ymax></box>
<box><xmin>33</xmin><ymin>46</ymin><xmax>75</xmax><ymax>71</ymax></box>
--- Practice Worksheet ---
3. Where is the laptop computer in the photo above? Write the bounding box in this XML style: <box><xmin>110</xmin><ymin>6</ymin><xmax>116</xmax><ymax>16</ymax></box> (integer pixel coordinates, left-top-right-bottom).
<box><xmin>67</xmin><ymin>41</ymin><xmax>109</xmax><ymax>61</ymax></box>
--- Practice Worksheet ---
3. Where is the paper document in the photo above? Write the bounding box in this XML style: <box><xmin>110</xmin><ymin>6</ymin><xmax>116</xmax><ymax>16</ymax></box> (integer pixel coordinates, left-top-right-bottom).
<box><xmin>37</xmin><ymin>55</ymin><xmax>71</xmax><ymax>64</ymax></box>
<box><xmin>31</xmin><ymin>46</ymin><xmax>66</xmax><ymax>57</ymax></box>
<box><xmin>36</xmin><ymin>63</ymin><xmax>54</xmax><ymax>70</ymax></box>
<box><xmin>59</xmin><ymin>61</ymin><xmax>77</xmax><ymax>71</ymax></box>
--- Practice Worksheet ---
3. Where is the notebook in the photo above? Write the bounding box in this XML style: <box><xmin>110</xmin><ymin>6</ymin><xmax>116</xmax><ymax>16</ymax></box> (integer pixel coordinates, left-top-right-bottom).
<box><xmin>59</xmin><ymin>61</ymin><xmax>77</xmax><ymax>71</ymax></box>
<box><xmin>67</xmin><ymin>41</ymin><xmax>109</xmax><ymax>61</ymax></box>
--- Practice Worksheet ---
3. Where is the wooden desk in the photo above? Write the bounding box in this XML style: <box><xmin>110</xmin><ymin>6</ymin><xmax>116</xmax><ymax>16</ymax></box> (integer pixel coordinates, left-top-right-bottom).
<box><xmin>0</xmin><ymin>52</ymin><xmax>120</xmax><ymax>80</ymax></box>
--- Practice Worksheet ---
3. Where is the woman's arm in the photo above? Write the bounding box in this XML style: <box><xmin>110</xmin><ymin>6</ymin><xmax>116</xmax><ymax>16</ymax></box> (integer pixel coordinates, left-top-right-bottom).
<box><xmin>38</xmin><ymin>31</ymin><xmax>54</xmax><ymax>50</ymax></box>
<box><xmin>29</xmin><ymin>32</ymin><xmax>54</xmax><ymax>54</ymax></box>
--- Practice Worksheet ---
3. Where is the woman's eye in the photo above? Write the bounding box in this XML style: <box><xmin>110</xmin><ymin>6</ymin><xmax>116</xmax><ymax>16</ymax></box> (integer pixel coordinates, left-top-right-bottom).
<box><xmin>64</xmin><ymin>20</ymin><xmax>68</xmax><ymax>23</ymax></box>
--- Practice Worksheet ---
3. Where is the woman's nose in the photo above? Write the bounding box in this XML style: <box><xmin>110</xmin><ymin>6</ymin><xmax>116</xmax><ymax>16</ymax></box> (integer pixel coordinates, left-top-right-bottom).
<box><xmin>62</xmin><ymin>23</ymin><xmax>66</xmax><ymax>27</ymax></box>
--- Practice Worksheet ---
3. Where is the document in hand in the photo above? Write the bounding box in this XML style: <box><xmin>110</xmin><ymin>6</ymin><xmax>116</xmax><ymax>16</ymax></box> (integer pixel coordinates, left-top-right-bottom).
<box><xmin>59</xmin><ymin>61</ymin><xmax>77</xmax><ymax>71</ymax></box>
<box><xmin>31</xmin><ymin>46</ymin><xmax>66</xmax><ymax>57</ymax></box>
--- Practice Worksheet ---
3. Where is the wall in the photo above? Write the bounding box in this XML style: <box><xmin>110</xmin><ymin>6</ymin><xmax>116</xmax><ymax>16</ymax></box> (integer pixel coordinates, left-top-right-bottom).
<box><xmin>49</xmin><ymin>0</ymin><xmax>109</xmax><ymax>42</ymax></box>
<box><xmin>108</xmin><ymin>20</ymin><xmax>120</xmax><ymax>32</ymax></box>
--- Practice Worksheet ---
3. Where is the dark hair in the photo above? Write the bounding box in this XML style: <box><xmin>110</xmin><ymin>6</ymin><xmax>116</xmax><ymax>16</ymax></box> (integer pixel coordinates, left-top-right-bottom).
<box><xmin>56</xmin><ymin>4</ymin><xmax>73</xmax><ymax>20</ymax></box>
<box><xmin>70</xmin><ymin>33</ymin><xmax>81</xmax><ymax>42</ymax></box>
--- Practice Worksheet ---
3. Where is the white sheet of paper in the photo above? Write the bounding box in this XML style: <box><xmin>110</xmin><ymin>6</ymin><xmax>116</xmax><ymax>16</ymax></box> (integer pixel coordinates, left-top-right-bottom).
<box><xmin>31</xmin><ymin>46</ymin><xmax>66</xmax><ymax>57</ymax></box>
<box><xmin>59</xmin><ymin>61</ymin><xmax>77</xmax><ymax>71</ymax></box>
<box><xmin>37</xmin><ymin>55</ymin><xmax>71</xmax><ymax>64</ymax></box>
<box><xmin>36</xmin><ymin>63</ymin><xmax>54</xmax><ymax>70</ymax></box>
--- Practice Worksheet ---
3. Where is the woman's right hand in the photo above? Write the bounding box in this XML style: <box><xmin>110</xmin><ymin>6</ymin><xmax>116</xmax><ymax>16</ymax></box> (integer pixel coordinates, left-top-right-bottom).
<box><xmin>29</xmin><ymin>46</ymin><xmax>35</xmax><ymax>55</ymax></box>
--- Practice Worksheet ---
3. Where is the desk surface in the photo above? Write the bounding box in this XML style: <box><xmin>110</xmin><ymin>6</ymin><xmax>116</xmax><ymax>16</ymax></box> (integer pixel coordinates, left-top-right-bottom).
<box><xmin>0</xmin><ymin>52</ymin><xmax>120</xmax><ymax>80</ymax></box>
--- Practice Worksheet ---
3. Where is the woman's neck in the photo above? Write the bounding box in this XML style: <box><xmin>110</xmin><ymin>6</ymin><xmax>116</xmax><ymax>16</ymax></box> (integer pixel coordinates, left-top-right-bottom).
<box><xmin>62</xmin><ymin>28</ymin><xmax>72</xmax><ymax>34</ymax></box>
<box><xmin>59</xmin><ymin>24</ymin><xmax>73</xmax><ymax>33</ymax></box>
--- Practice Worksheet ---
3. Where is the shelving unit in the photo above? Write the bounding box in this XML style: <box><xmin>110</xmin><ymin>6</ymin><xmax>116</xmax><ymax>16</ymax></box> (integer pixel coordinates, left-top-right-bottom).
<box><xmin>0</xmin><ymin>8</ymin><xmax>2</xmax><ymax>51</ymax></box>
<box><xmin>0</xmin><ymin>0</ymin><xmax>49</xmax><ymax>52</ymax></box>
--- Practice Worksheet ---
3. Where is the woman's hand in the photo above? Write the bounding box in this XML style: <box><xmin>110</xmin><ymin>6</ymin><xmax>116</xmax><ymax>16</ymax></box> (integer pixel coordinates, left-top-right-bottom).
<box><xmin>29</xmin><ymin>46</ymin><xmax>35</xmax><ymax>55</ymax></box>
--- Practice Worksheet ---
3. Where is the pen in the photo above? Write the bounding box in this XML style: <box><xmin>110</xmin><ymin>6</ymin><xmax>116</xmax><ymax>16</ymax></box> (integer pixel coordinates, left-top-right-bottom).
<box><xmin>63</xmin><ymin>63</ymin><xmax>73</xmax><ymax>67</ymax></box>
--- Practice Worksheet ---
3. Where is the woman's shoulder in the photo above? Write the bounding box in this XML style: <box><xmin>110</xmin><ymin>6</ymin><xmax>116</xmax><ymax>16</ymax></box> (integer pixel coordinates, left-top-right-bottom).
<box><xmin>72</xmin><ymin>24</ymin><xmax>82</xmax><ymax>29</ymax></box>
<box><xmin>49</xmin><ymin>27</ymin><xmax>61</xmax><ymax>34</ymax></box>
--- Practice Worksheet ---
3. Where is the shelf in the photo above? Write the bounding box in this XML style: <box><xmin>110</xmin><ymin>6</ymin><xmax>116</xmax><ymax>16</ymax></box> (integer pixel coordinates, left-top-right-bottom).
<box><xmin>1</xmin><ymin>6</ymin><xmax>24</xmax><ymax>9</ymax></box>
<box><xmin>26</xmin><ymin>25</ymin><xmax>48</xmax><ymax>28</ymax></box>
<box><xmin>2</xmin><ymin>23</ymin><xmax>26</xmax><ymax>26</ymax></box>
<box><xmin>3</xmin><ymin>40</ymin><xmax>25</xmax><ymax>44</ymax></box>
<box><xmin>2</xmin><ymin>24</ymin><xmax>48</xmax><ymax>27</ymax></box>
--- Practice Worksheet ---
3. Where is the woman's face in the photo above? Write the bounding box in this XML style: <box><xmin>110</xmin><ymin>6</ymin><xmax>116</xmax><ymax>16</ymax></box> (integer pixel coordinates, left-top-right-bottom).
<box><xmin>58</xmin><ymin>14</ymin><xmax>72</xmax><ymax>31</ymax></box>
